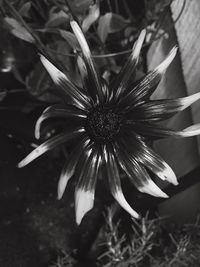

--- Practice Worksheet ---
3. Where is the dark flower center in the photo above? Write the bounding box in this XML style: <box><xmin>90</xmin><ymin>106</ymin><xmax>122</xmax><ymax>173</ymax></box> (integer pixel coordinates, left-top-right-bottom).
<box><xmin>86</xmin><ymin>107</ymin><xmax>122</xmax><ymax>143</ymax></box>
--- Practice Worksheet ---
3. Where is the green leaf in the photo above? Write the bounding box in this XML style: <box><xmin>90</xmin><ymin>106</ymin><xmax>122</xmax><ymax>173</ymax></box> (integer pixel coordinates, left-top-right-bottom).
<box><xmin>4</xmin><ymin>17</ymin><xmax>34</xmax><ymax>43</ymax></box>
<box><xmin>46</xmin><ymin>7</ymin><xmax>69</xmax><ymax>28</ymax></box>
<box><xmin>59</xmin><ymin>30</ymin><xmax>80</xmax><ymax>50</ymax></box>
<box><xmin>73</xmin><ymin>0</ymin><xmax>93</xmax><ymax>10</ymax></box>
<box><xmin>97</xmin><ymin>13</ymin><xmax>112</xmax><ymax>43</ymax></box>
<box><xmin>97</xmin><ymin>13</ymin><xmax>128</xmax><ymax>43</ymax></box>
<box><xmin>19</xmin><ymin>2</ymin><xmax>31</xmax><ymax>18</ymax></box>
<box><xmin>82</xmin><ymin>1</ymin><xmax>100</xmax><ymax>32</ymax></box>
<box><xmin>109</xmin><ymin>14</ymin><xmax>129</xmax><ymax>32</ymax></box>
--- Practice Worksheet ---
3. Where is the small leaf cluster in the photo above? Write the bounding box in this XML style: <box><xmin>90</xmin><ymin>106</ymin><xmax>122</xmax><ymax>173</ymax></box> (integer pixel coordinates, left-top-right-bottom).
<box><xmin>98</xmin><ymin>212</ymin><xmax>200</xmax><ymax>267</ymax></box>
<box><xmin>50</xmin><ymin>212</ymin><xmax>200</xmax><ymax>267</ymax></box>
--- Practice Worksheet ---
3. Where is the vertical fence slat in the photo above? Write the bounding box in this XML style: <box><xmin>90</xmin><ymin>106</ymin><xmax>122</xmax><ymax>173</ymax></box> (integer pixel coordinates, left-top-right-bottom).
<box><xmin>147</xmin><ymin>10</ymin><xmax>200</xmax><ymax>224</ymax></box>
<box><xmin>171</xmin><ymin>0</ymin><xmax>200</xmax><ymax>152</ymax></box>
<box><xmin>147</xmin><ymin>11</ymin><xmax>199</xmax><ymax>179</ymax></box>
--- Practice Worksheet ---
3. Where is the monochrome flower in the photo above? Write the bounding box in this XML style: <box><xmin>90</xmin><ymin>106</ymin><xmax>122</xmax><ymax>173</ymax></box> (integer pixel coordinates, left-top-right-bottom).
<box><xmin>18</xmin><ymin>18</ymin><xmax>200</xmax><ymax>225</ymax></box>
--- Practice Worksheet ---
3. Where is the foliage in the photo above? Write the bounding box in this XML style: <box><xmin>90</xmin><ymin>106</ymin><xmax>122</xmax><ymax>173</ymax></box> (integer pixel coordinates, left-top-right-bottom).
<box><xmin>0</xmin><ymin>0</ymin><xmax>174</xmax><ymax>102</ymax></box>
<box><xmin>51</xmin><ymin>211</ymin><xmax>200</xmax><ymax>267</ymax></box>
<box><xmin>50</xmin><ymin>251</ymin><xmax>76</xmax><ymax>267</ymax></box>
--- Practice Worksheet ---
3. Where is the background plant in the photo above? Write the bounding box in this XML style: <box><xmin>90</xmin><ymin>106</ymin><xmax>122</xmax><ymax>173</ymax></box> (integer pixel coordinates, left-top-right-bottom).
<box><xmin>0</xmin><ymin>0</ymin><xmax>175</xmax><ymax>103</ymax></box>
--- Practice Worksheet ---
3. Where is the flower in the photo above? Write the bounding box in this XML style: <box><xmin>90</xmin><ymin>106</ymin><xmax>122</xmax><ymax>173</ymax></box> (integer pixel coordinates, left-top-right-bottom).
<box><xmin>18</xmin><ymin>18</ymin><xmax>200</xmax><ymax>225</ymax></box>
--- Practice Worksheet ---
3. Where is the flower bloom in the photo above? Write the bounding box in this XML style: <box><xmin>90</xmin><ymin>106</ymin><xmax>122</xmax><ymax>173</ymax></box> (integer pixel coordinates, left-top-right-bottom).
<box><xmin>18</xmin><ymin>18</ymin><xmax>200</xmax><ymax>225</ymax></box>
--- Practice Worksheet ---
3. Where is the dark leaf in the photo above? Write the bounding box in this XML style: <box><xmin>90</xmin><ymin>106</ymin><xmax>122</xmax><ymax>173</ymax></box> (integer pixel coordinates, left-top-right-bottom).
<box><xmin>4</xmin><ymin>17</ymin><xmax>34</xmax><ymax>43</ymax></box>
<box><xmin>72</xmin><ymin>0</ymin><xmax>93</xmax><ymax>11</ymax></box>
<box><xmin>19</xmin><ymin>2</ymin><xmax>31</xmax><ymax>18</ymax></box>
<box><xmin>97</xmin><ymin>13</ymin><xmax>128</xmax><ymax>43</ymax></box>
<box><xmin>59</xmin><ymin>30</ymin><xmax>80</xmax><ymax>50</ymax></box>
<box><xmin>46</xmin><ymin>7</ymin><xmax>69</xmax><ymax>28</ymax></box>
<box><xmin>97</xmin><ymin>13</ymin><xmax>112</xmax><ymax>43</ymax></box>
<box><xmin>82</xmin><ymin>1</ymin><xmax>100</xmax><ymax>32</ymax></box>
<box><xmin>109</xmin><ymin>14</ymin><xmax>129</xmax><ymax>33</ymax></box>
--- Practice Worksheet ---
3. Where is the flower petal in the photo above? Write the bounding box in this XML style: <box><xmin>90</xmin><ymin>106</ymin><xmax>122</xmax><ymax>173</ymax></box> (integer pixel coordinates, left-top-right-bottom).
<box><xmin>125</xmin><ymin>137</ymin><xmax>178</xmax><ymax>185</ymax></box>
<box><xmin>77</xmin><ymin>55</ymin><xmax>109</xmax><ymax>102</ymax></box>
<box><xmin>111</xmin><ymin>29</ymin><xmax>146</xmax><ymax>100</ymax></box>
<box><xmin>140</xmin><ymin>146</ymin><xmax>178</xmax><ymax>185</ymax></box>
<box><xmin>75</xmin><ymin>144</ymin><xmax>101</xmax><ymax>224</ymax></box>
<box><xmin>35</xmin><ymin>104</ymin><xmax>87</xmax><ymax>139</ymax></box>
<box><xmin>175</xmin><ymin>123</ymin><xmax>200</xmax><ymax>137</ymax></box>
<box><xmin>125</xmin><ymin>122</ymin><xmax>179</xmax><ymax>138</ymax></box>
<box><xmin>57</xmin><ymin>136</ymin><xmax>90</xmax><ymax>200</ymax></box>
<box><xmin>75</xmin><ymin>189</ymin><xmax>95</xmax><ymax>225</ymax></box>
<box><xmin>128</xmin><ymin>92</ymin><xmax>200</xmax><ymax>121</ymax></box>
<box><xmin>139</xmin><ymin>179</ymin><xmax>169</xmax><ymax>197</ymax></box>
<box><xmin>126</xmin><ymin>121</ymin><xmax>200</xmax><ymax>139</ymax></box>
<box><xmin>70</xmin><ymin>20</ymin><xmax>104</xmax><ymax>103</ymax></box>
<box><xmin>104</xmin><ymin>144</ymin><xmax>140</xmax><ymax>219</ymax></box>
<box><xmin>77</xmin><ymin>55</ymin><xmax>88</xmax><ymax>90</ymax></box>
<box><xmin>120</xmin><ymin>134</ymin><xmax>178</xmax><ymax>185</ymax></box>
<box><xmin>114</xmin><ymin>190</ymin><xmax>140</xmax><ymax>218</ymax></box>
<box><xmin>40</xmin><ymin>54</ymin><xmax>90</xmax><ymax>109</ymax></box>
<box><xmin>113</xmin><ymin>142</ymin><xmax>169</xmax><ymax>197</ymax></box>
<box><xmin>119</xmin><ymin>46</ymin><xmax>178</xmax><ymax>110</ymax></box>
<box><xmin>18</xmin><ymin>127</ymin><xmax>85</xmax><ymax>168</ymax></box>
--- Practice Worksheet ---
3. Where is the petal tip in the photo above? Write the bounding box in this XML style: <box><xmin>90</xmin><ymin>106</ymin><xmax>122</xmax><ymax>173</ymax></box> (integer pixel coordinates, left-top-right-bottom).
<box><xmin>57</xmin><ymin>194</ymin><xmax>62</xmax><ymax>200</ymax></box>
<box><xmin>156</xmin><ymin>46</ymin><xmax>178</xmax><ymax>74</ymax></box>
<box><xmin>162</xmin><ymin>192</ymin><xmax>169</xmax><ymax>198</ymax></box>
<box><xmin>114</xmin><ymin>190</ymin><xmax>140</xmax><ymax>219</ymax></box>
<box><xmin>132</xmin><ymin>29</ymin><xmax>146</xmax><ymax>57</ymax></box>
<box><xmin>35</xmin><ymin>131</ymin><xmax>40</xmax><ymax>140</ymax></box>
<box><xmin>40</xmin><ymin>54</ymin><xmax>66</xmax><ymax>84</ymax></box>
<box><xmin>57</xmin><ymin>186</ymin><xmax>64</xmax><ymax>200</ymax></box>
<box><xmin>140</xmin><ymin>28</ymin><xmax>147</xmax><ymax>40</ymax></box>
<box><xmin>57</xmin><ymin>172</ymin><xmax>73</xmax><ymax>200</ymax></box>
<box><xmin>173</xmin><ymin>180</ymin><xmax>179</xmax><ymax>186</ymax></box>
<box><xmin>57</xmin><ymin>174</ymin><xmax>69</xmax><ymax>200</ymax></box>
<box><xmin>17</xmin><ymin>161</ymin><xmax>25</xmax><ymax>168</ymax></box>
<box><xmin>75</xmin><ymin>189</ymin><xmax>94</xmax><ymax>225</ymax></box>
<box><xmin>140</xmin><ymin>180</ymin><xmax>169</xmax><ymax>198</ymax></box>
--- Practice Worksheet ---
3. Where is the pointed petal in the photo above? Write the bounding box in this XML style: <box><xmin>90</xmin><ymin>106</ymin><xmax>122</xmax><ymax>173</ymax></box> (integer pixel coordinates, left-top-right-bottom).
<box><xmin>40</xmin><ymin>54</ymin><xmax>90</xmax><ymax>109</ymax></box>
<box><xmin>119</xmin><ymin>46</ymin><xmax>178</xmax><ymax>110</ymax></box>
<box><xmin>128</xmin><ymin>92</ymin><xmax>200</xmax><ymax>121</ymax></box>
<box><xmin>125</xmin><ymin>122</ymin><xmax>179</xmax><ymax>138</ymax></box>
<box><xmin>77</xmin><ymin>55</ymin><xmax>88</xmax><ymax>89</ymax></box>
<box><xmin>104</xmin><ymin>144</ymin><xmax>139</xmax><ymax>219</ymax></box>
<box><xmin>35</xmin><ymin>104</ymin><xmax>87</xmax><ymax>139</ymax></box>
<box><xmin>70</xmin><ymin>20</ymin><xmax>104</xmax><ymax>103</ymax></box>
<box><xmin>57</xmin><ymin>136</ymin><xmax>90</xmax><ymax>199</ymax></box>
<box><xmin>126</xmin><ymin>121</ymin><xmax>200</xmax><ymax>139</ymax></box>
<box><xmin>111</xmin><ymin>29</ymin><xmax>146</xmax><ymax>100</ymax></box>
<box><xmin>155</xmin><ymin>46</ymin><xmax>178</xmax><ymax>74</ymax></box>
<box><xmin>117</xmin><ymin>133</ymin><xmax>178</xmax><ymax>185</ymax></box>
<box><xmin>139</xmin><ymin>179</ymin><xmax>168</xmax><ymax>198</ymax></box>
<box><xmin>140</xmin><ymin>145</ymin><xmax>178</xmax><ymax>185</ymax></box>
<box><xmin>114</xmin><ymin>190</ymin><xmax>140</xmax><ymax>218</ymax></box>
<box><xmin>75</xmin><ymin>144</ymin><xmax>101</xmax><ymax>224</ymax></box>
<box><xmin>18</xmin><ymin>127</ymin><xmax>85</xmax><ymax>168</ymax></box>
<box><xmin>114</xmin><ymin>143</ymin><xmax>169</xmax><ymax>197</ymax></box>
<box><xmin>82</xmin><ymin>0</ymin><xmax>100</xmax><ymax>32</ymax></box>
<box><xmin>77</xmin><ymin>55</ymin><xmax>109</xmax><ymax>101</ymax></box>
<box><xmin>75</xmin><ymin>189</ymin><xmax>94</xmax><ymax>225</ymax></box>
<box><xmin>175</xmin><ymin>123</ymin><xmax>200</xmax><ymax>137</ymax></box>
<box><xmin>57</xmin><ymin>162</ymin><xmax>72</xmax><ymax>200</ymax></box>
